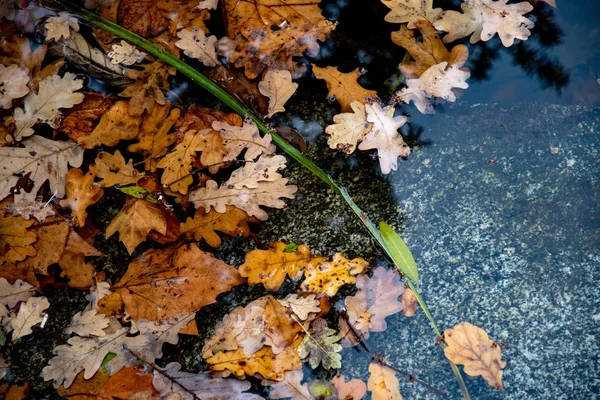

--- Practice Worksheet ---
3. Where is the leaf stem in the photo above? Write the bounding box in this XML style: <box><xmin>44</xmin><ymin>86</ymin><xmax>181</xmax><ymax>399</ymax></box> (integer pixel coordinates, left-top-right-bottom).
<box><xmin>44</xmin><ymin>1</ymin><xmax>471</xmax><ymax>397</ymax></box>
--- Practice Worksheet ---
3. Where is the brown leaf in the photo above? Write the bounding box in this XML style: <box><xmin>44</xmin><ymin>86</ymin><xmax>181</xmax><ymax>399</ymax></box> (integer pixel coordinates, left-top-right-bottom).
<box><xmin>301</xmin><ymin>253</ymin><xmax>369</xmax><ymax>297</ymax></box>
<box><xmin>391</xmin><ymin>20</ymin><xmax>469</xmax><ymax>79</ymax></box>
<box><xmin>0</xmin><ymin>382</ymin><xmax>31</xmax><ymax>400</ymax></box>
<box><xmin>181</xmin><ymin>205</ymin><xmax>257</xmax><ymax>248</ymax></box>
<box><xmin>0</xmin><ymin>213</ymin><xmax>37</xmax><ymax>264</ymax></box>
<box><xmin>97</xmin><ymin>365</ymin><xmax>159</xmax><ymax>399</ymax></box>
<box><xmin>59</xmin><ymin>93</ymin><xmax>115</xmax><ymax>143</ymax></box>
<box><xmin>258</xmin><ymin>69</ymin><xmax>298</xmax><ymax>117</ymax></box>
<box><xmin>0</xmin><ymin>35</ymin><xmax>46</xmax><ymax>74</ymax></box>
<box><xmin>57</xmin><ymin>370</ymin><xmax>110</xmax><ymax>399</ymax></box>
<box><xmin>401</xmin><ymin>287</ymin><xmax>418</xmax><ymax>317</ymax></box>
<box><xmin>59</xmin><ymin>169</ymin><xmax>104</xmax><ymax>227</ymax></box>
<box><xmin>89</xmin><ymin>150</ymin><xmax>144</xmax><ymax>188</ymax></box>
<box><xmin>147</xmin><ymin>210</ymin><xmax>181</xmax><ymax>244</ymax></box>
<box><xmin>120</xmin><ymin>62</ymin><xmax>176</xmax><ymax>117</ymax></box>
<box><xmin>156</xmin><ymin>129</ymin><xmax>206</xmax><ymax>194</ymax></box>
<box><xmin>76</xmin><ymin>100</ymin><xmax>142</xmax><ymax>149</ymax></box>
<box><xmin>239</xmin><ymin>242</ymin><xmax>327</xmax><ymax>291</ymax></box>
<box><xmin>264</xmin><ymin>296</ymin><xmax>302</xmax><ymax>349</ymax></box>
<box><xmin>313</xmin><ymin>66</ymin><xmax>377</xmax><ymax>112</ymax></box>
<box><xmin>157</xmin><ymin>0</ymin><xmax>211</xmax><ymax>35</ymax></box>
<box><xmin>105</xmin><ymin>198</ymin><xmax>167</xmax><ymax>255</ymax></box>
<box><xmin>205</xmin><ymin>66</ymin><xmax>269</xmax><ymax>116</ymax></box>
<box><xmin>114</xmin><ymin>242</ymin><xmax>244</xmax><ymax>322</ymax></box>
<box><xmin>443</xmin><ymin>322</ymin><xmax>507</xmax><ymax>391</ymax></box>
<box><xmin>117</xmin><ymin>0</ymin><xmax>169</xmax><ymax>38</ymax></box>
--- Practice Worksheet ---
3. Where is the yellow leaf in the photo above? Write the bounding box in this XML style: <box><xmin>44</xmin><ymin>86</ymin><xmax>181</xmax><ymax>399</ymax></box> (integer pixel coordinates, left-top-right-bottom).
<box><xmin>258</xmin><ymin>69</ymin><xmax>298</xmax><ymax>118</ymax></box>
<box><xmin>180</xmin><ymin>205</ymin><xmax>257</xmax><ymax>248</ymax></box>
<box><xmin>312</xmin><ymin>66</ymin><xmax>377</xmax><ymax>113</ymax></box>
<box><xmin>156</xmin><ymin>129</ymin><xmax>205</xmax><ymax>194</ymax></box>
<box><xmin>443</xmin><ymin>322</ymin><xmax>507</xmax><ymax>391</ymax></box>
<box><xmin>59</xmin><ymin>168</ymin><xmax>104</xmax><ymax>227</ymax></box>
<box><xmin>325</xmin><ymin>100</ymin><xmax>373</xmax><ymax>155</ymax></box>
<box><xmin>89</xmin><ymin>150</ymin><xmax>144</xmax><ymax>188</ymax></box>
<box><xmin>301</xmin><ymin>253</ymin><xmax>368</xmax><ymax>296</ymax></box>
<box><xmin>0</xmin><ymin>213</ymin><xmax>37</xmax><ymax>264</ymax></box>
<box><xmin>367</xmin><ymin>363</ymin><xmax>402</xmax><ymax>400</ymax></box>
<box><xmin>77</xmin><ymin>101</ymin><xmax>142</xmax><ymax>149</ymax></box>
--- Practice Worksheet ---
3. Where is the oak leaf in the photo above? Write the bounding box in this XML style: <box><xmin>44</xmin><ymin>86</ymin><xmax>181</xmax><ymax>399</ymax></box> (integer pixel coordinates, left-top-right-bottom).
<box><xmin>56</xmin><ymin>369</ymin><xmax>111</xmax><ymax>400</ymax></box>
<box><xmin>11</xmin><ymin>296</ymin><xmax>50</xmax><ymax>342</ymax></box>
<box><xmin>89</xmin><ymin>150</ymin><xmax>144</xmax><ymax>187</ymax></box>
<box><xmin>391</xmin><ymin>20</ymin><xmax>469</xmax><ymax>79</ymax></box>
<box><xmin>367</xmin><ymin>363</ymin><xmax>402</xmax><ymax>400</ymax></box>
<box><xmin>313</xmin><ymin>66</ymin><xmax>377</xmax><ymax>113</ymax></box>
<box><xmin>105</xmin><ymin>198</ymin><xmax>167</xmax><ymax>255</ymax></box>
<box><xmin>181</xmin><ymin>205</ymin><xmax>256</xmax><ymax>248</ymax></box>
<box><xmin>332</xmin><ymin>375</ymin><xmax>367</xmax><ymax>400</ymax></box>
<box><xmin>264</xmin><ymin>296</ymin><xmax>302</xmax><ymax>350</ymax></box>
<box><xmin>226</xmin><ymin>155</ymin><xmax>288</xmax><ymax>189</ymax></box>
<box><xmin>156</xmin><ymin>0</ymin><xmax>211</xmax><ymax>36</ymax></box>
<box><xmin>175</xmin><ymin>27</ymin><xmax>219</xmax><ymax>67</ymax></box>
<box><xmin>214</xmin><ymin>118</ymin><xmax>275</xmax><ymax>162</ymax></box>
<box><xmin>77</xmin><ymin>100</ymin><xmax>142</xmax><ymax>148</ymax></box>
<box><xmin>117</xmin><ymin>0</ymin><xmax>169</xmax><ymax>38</ymax></box>
<box><xmin>301</xmin><ymin>253</ymin><xmax>369</xmax><ymax>296</ymax></box>
<box><xmin>58</xmin><ymin>92</ymin><xmax>114</xmax><ymax>144</ymax></box>
<box><xmin>239</xmin><ymin>242</ymin><xmax>327</xmax><ymax>291</ymax></box>
<box><xmin>98</xmin><ymin>365</ymin><xmax>159</xmax><ymax>399</ymax></box>
<box><xmin>258</xmin><ymin>69</ymin><xmax>298</xmax><ymax>117</ymax></box>
<box><xmin>0</xmin><ymin>213</ymin><xmax>37</xmax><ymax>263</ymax></box>
<box><xmin>443</xmin><ymin>322</ymin><xmax>507</xmax><ymax>390</ymax></box>
<box><xmin>266</xmin><ymin>370</ymin><xmax>312</xmax><ymax>400</ymax></box>
<box><xmin>0</xmin><ymin>278</ymin><xmax>36</xmax><ymax>310</ymax></box>
<box><xmin>298</xmin><ymin>318</ymin><xmax>342</xmax><ymax>370</ymax></box>
<box><xmin>59</xmin><ymin>168</ymin><xmax>104</xmax><ymax>227</ymax></box>
<box><xmin>434</xmin><ymin>0</ymin><xmax>534</xmax><ymax>47</ymax></box>
<box><xmin>357</xmin><ymin>102</ymin><xmax>409</xmax><ymax>174</ymax></box>
<box><xmin>1</xmin><ymin>195</ymin><xmax>55</xmax><ymax>223</ymax></box>
<box><xmin>0</xmin><ymin>64</ymin><xmax>30</xmax><ymax>109</ymax></box>
<box><xmin>401</xmin><ymin>288</ymin><xmax>418</xmax><ymax>317</ymax></box>
<box><xmin>120</xmin><ymin>61</ymin><xmax>176</xmax><ymax>117</ymax></box>
<box><xmin>64</xmin><ymin>309</ymin><xmax>109</xmax><ymax>337</ymax></box>
<box><xmin>278</xmin><ymin>294</ymin><xmax>320</xmax><ymax>321</ymax></box>
<box><xmin>324</xmin><ymin>100</ymin><xmax>373</xmax><ymax>155</ymax></box>
<box><xmin>44</xmin><ymin>12</ymin><xmax>80</xmax><ymax>42</ymax></box>
<box><xmin>0</xmin><ymin>136</ymin><xmax>84</xmax><ymax>202</ymax></box>
<box><xmin>156</xmin><ymin>129</ymin><xmax>206</xmax><ymax>194</ymax></box>
<box><xmin>108</xmin><ymin>40</ymin><xmax>147</xmax><ymax>65</ymax></box>
<box><xmin>113</xmin><ymin>242</ymin><xmax>244</xmax><ymax>322</ymax></box>
<box><xmin>380</xmin><ymin>0</ymin><xmax>442</xmax><ymax>29</ymax></box>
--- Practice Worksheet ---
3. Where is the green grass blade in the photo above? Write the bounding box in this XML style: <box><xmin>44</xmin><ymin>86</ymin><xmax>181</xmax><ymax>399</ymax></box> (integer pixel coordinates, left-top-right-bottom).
<box><xmin>379</xmin><ymin>221</ymin><xmax>418</xmax><ymax>282</ymax></box>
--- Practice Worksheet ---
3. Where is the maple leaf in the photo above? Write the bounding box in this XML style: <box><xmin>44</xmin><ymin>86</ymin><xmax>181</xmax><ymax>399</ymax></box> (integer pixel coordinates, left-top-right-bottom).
<box><xmin>401</xmin><ymin>288</ymin><xmax>418</xmax><ymax>317</ymax></box>
<box><xmin>108</xmin><ymin>40</ymin><xmax>147</xmax><ymax>65</ymax></box>
<box><xmin>224</xmin><ymin>0</ymin><xmax>335</xmax><ymax>79</ymax></box>
<box><xmin>181</xmin><ymin>205</ymin><xmax>257</xmax><ymax>248</ymax></box>
<box><xmin>77</xmin><ymin>100</ymin><xmax>142</xmax><ymax>149</ymax></box>
<box><xmin>59</xmin><ymin>168</ymin><xmax>104</xmax><ymax>227</ymax></box>
<box><xmin>325</xmin><ymin>100</ymin><xmax>373</xmax><ymax>155</ymax></box>
<box><xmin>44</xmin><ymin>12</ymin><xmax>80</xmax><ymax>42</ymax></box>
<box><xmin>0</xmin><ymin>136</ymin><xmax>84</xmax><ymax>201</ymax></box>
<box><xmin>258</xmin><ymin>69</ymin><xmax>298</xmax><ymax>117</ymax></box>
<box><xmin>156</xmin><ymin>129</ymin><xmax>207</xmax><ymax>194</ymax></box>
<box><xmin>391</xmin><ymin>20</ymin><xmax>469</xmax><ymax>79</ymax></box>
<box><xmin>354</xmin><ymin>101</ymin><xmax>408</xmax><ymax>174</ymax></box>
<box><xmin>152</xmin><ymin>362</ymin><xmax>262</xmax><ymax>400</ymax></box>
<box><xmin>332</xmin><ymin>375</ymin><xmax>367</xmax><ymax>400</ymax></box>
<box><xmin>394</xmin><ymin>62</ymin><xmax>470</xmax><ymax>114</ymax></box>
<box><xmin>313</xmin><ymin>66</ymin><xmax>377</xmax><ymax>113</ymax></box>
<box><xmin>11</xmin><ymin>72</ymin><xmax>84</xmax><ymax>142</ymax></box>
<box><xmin>120</xmin><ymin>61</ymin><xmax>176</xmax><ymax>117</ymax></box>
<box><xmin>239</xmin><ymin>242</ymin><xmax>327</xmax><ymax>291</ymax></box>
<box><xmin>113</xmin><ymin>242</ymin><xmax>244</xmax><ymax>322</ymax></box>
<box><xmin>89</xmin><ymin>150</ymin><xmax>144</xmax><ymax>187</ymax></box>
<box><xmin>105</xmin><ymin>198</ymin><xmax>167</xmax><ymax>255</ymax></box>
<box><xmin>278</xmin><ymin>294</ymin><xmax>320</xmax><ymax>321</ymax></box>
<box><xmin>343</xmin><ymin>267</ymin><xmax>404</xmax><ymax>344</ymax></box>
<box><xmin>434</xmin><ymin>0</ymin><xmax>534</xmax><ymax>48</ymax></box>
<box><xmin>11</xmin><ymin>296</ymin><xmax>50</xmax><ymax>342</ymax></box>
<box><xmin>443</xmin><ymin>322</ymin><xmax>507</xmax><ymax>390</ymax></box>
<box><xmin>64</xmin><ymin>309</ymin><xmax>109</xmax><ymax>337</ymax></box>
<box><xmin>175</xmin><ymin>27</ymin><xmax>219</xmax><ymax>67</ymax></box>
<box><xmin>0</xmin><ymin>64</ymin><xmax>30</xmax><ymax>109</ymax></box>
<box><xmin>367</xmin><ymin>363</ymin><xmax>402</xmax><ymax>400</ymax></box>
<box><xmin>266</xmin><ymin>370</ymin><xmax>312</xmax><ymax>400</ymax></box>
<box><xmin>298</xmin><ymin>318</ymin><xmax>342</xmax><ymax>370</ymax></box>
<box><xmin>214</xmin><ymin>118</ymin><xmax>276</xmax><ymax>162</ymax></box>
<box><xmin>301</xmin><ymin>253</ymin><xmax>369</xmax><ymax>296</ymax></box>
<box><xmin>380</xmin><ymin>0</ymin><xmax>442</xmax><ymax>28</ymax></box>
<box><xmin>0</xmin><ymin>213</ymin><xmax>37</xmax><ymax>263</ymax></box>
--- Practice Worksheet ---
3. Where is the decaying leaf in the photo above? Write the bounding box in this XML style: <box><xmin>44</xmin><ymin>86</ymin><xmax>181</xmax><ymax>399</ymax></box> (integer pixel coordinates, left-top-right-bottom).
<box><xmin>332</xmin><ymin>375</ymin><xmax>367</xmax><ymax>400</ymax></box>
<box><xmin>2</xmin><ymin>196</ymin><xmax>55</xmax><ymax>223</ymax></box>
<box><xmin>313</xmin><ymin>66</ymin><xmax>377</xmax><ymax>113</ymax></box>
<box><xmin>301</xmin><ymin>253</ymin><xmax>369</xmax><ymax>296</ymax></box>
<box><xmin>258</xmin><ymin>69</ymin><xmax>298</xmax><ymax>117</ymax></box>
<box><xmin>367</xmin><ymin>363</ymin><xmax>402</xmax><ymax>400</ymax></box>
<box><xmin>214</xmin><ymin>118</ymin><xmax>276</xmax><ymax>162</ymax></box>
<box><xmin>175</xmin><ymin>27</ymin><xmax>219</xmax><ymax>67</ymax></box>
<box><xmin>89</xmin><ymin>150</ymin><xmax>144</xmax><ymax>187</ymax></box>
<box><xmin>401</xmin><ymin>288</ymin><xmax>418</xmax><ymax>317</ymax></box>
<box><xmin>263</xmin><ymin>296</ymin><xmax>302</xmax><ymax>350</ymax></box>
<box><xmin>324</xmin><ymin>100</ymin><xmax>373</xmax><ymax>155</ymax></box>
<box><xmin>64</xmin><ymin>309</ymin><xmax>109</xmax><ymax>337</ymax></box>
<box><xmin>0</xmin><ymin>136</ymin><xmax>84</xmax><ymax>201</ymax></box>
<box><xmin>239</xmin><ymin>242</ymin><xmax>327</xmax><ymax>291</ymax></box>
<box><xmin>105</xmin><ymin>198</ymin><xmax>167</xmax><ymax>255</ymax></box>
<box><xmin>266</xmin><ymin>370</ymin><xmax>312</xmax><ymax>400</ymax></box>
<box><xmin>117</xmin><ymin>0</ymin><xmax>169</xmax><ymax>38</ymax></box>
<box><xmin>44</xmin><ymin>12</ymin><xmax>80</xmax><ymax>42</ymax></box>
<box><xmin>156</xmin><ymin>129</ymin><xmax>207</xmax><ymax>194</ymax></box>
<box><xmin>298</xmin><ymin>318</ymin><xmax>342</xmax><ymax>370</ymax></box>
<box><xmin>434</xmin><ymin>0</ymin><xmax>534</xmax><ymax>47</ymax></box>
<box><xmin>443</xmin><ymin>322</ymin><xmax>507</xmax><ymax>390</ymax></box>
<box><xmin>0</xmin><ymin>64</ymin><xmax>30</xmax><ymax>109</ymax></box>
<box><xmin>77</xmin><ymin>100</ymin><xmax>142</xmax><ymax>148</ymax></box>
<box><xmin>11</xmin><ymin>296</ymin><xmax>50</xmax><ymax>342</ymax></box>
<box><xmin>278</xmin><ymin>294</ymin><xmax>320</xmax><ymax>321</ymax></box>
<box><xmin>59</xmin><ymin>168</ymin><xmax>104</xmax><ymax>227</ymax></box>
<box><xmin>0</xmin><ymin>214</ymin><xmax>37</xmax><ymax>263</ymax></box>
<box><xmin>114</xmin><ymin>242</ymin><xmax>244</xmax><ymax>322</ymax></box>
<box><xmin>108</xmin><ymin>40</ymin><xmax>146</xmax><ymax>65</ymax></box>
<box><xmin>381</xmin><ymin>0</ymin><xmax>442</xmax><ymax>28</ymax></box>
<box><xmin>119</xmin><ymin>61</ymin><xmax>175</xmax><ymax>117</ymax></box>
<box><xmin>181</xmin><ymin>205</ymin><xmax>256</xmax><ymax>248</ymax></box>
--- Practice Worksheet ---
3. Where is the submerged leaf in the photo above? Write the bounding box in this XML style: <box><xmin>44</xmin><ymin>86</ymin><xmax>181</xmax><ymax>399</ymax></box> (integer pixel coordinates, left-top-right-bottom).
<box><xmin>298</xmin><ymin>318</ymin><xmax>342</xmax><ymax>370</ymax></box>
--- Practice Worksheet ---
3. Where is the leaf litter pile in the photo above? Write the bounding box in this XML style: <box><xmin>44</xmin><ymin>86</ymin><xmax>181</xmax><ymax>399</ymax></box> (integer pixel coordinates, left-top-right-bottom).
<box><xmin>0</xmin><ymin>0</ymin><xmax>543</xmax><ymax>397</ymax></box>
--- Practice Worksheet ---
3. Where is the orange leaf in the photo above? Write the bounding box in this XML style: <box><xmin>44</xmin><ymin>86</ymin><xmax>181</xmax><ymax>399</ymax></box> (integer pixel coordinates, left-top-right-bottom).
<box><xmin>401</xmin><ymin>288</ymin><xmax>418</xmax><ymax>317</ymax></box>
<box><xmin>97</xmin><ymin>366</ymin><xmax>158</xmax><ymax>399</ymax></box>
<box><xmin>443</xmin><ymin>322</ymin><xmax>507</xmax><ymax>391</ymax></box>
<box><xmin>263</xmin><ymin>296</ymin><xmax>302</xmax><ymax>349</ymax></box>
<box><xmin>77</xmin><ymin>100</ymin><xmax>142</xmax><ymax>149</ymax></box>
<box><xmin>59</xmin><ymin>93</ymin><xmax>114</xmax><ymax>143</ymax></box>
<box><xmin>180</xmin><ymin>205</ymin><xmax>257</xmax><ymax>248</ymax></box>
<box><xmin>59</xmin><ymin>168</ymin><xmax>104</xmax><ymax>227</ymax></box>
<box><xmin>120</xmin><ymin>62</ymin><xmax>176</xmax><ymax>117</ymax></box>
<box><xmin>0</xmin><ymin>213</ymin><xmax>36</xmax><ymax>264</ymax></box>
<box><xmin>57</xmin><ymin>370</ymin><xmax>110</xmax><ymax>399</ymax></box>
<box><xmin>312</xmin><ymin>66</ymin><xmax>377</xmax><ymax>112</ymax></box>
<box><xmin>117</xmin><ymin>0</ymin><xmax>169</xmax><ymax>38</ymax></box>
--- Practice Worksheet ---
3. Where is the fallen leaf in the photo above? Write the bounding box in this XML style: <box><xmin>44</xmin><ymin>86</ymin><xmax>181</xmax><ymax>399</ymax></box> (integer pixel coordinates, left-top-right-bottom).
<box><xmin>197</xmin><ymin>0</ymin><xmax>218</xmax><ymax>10</ymax></box>
<box><xmin>266</xmin><ymin>370</ymin><xmax>312</xmax><ymax>400</ymax></box>
<box><xmin>239</xmin><ymin>242</ymin><xmax>327</xmax><ymax>291</ymax></box>
<box><xmin>58</xmin><ymin>251</ymin><xmax>98</xmax><ymax>289</ymax></box>
<box><xmin>2</xmin><ymin>196</ymin><xmax>56</xmax><ymax>222</ymax></box>
<box><xmin>380</xmin><ymin>0</ymin><xmax>442</xmax><ymax>28</ymax></box>
<box><xmin>0</xmin><ymin>213</ymin><xmax>37</xmax><ymax>263</ymax></box>
<box><xmin>181</xmin><ymin>205</ymin><xmax>256</xmax><ymax>248</ymax></box>
<box><xmin>58</xmin><ymin>93</ymin><xmax>115</xmax><ymax>144</ymax></box>
<box><xmin>313</xmin><ymin>66</ymin><xmax>377</xmax><ymax>113</ymax></box>
<box><xmin>156</xmin><ymin>129</ymin><xmax>207</xmax><ymax>194</ymax></box>
<box><xmin>96</xmin><ymin>292</ymin><xmax>124</xmax><ymax>318</ymax></box>
<box><xmin>214</xmin><ymin>118</ymin><xmax>276</xmax><ymax>162</ymax></box>
<box><xmin>44</xmin><ymin>11</ymin><xmax>80</xmax><ymax>42</ymax></box>
<box><xmin>301</xmin><ymin>253</ymin><xmax>369</xmax><ymax>296</ymax></box>
<box><xmin>391</xmin><ymin>20</ymin><xmax>469</xmax><ymax>79</ymax></box>
<box><xmin>59</xmin><ymin>168</ymin><xmax>104</xmax><ymax>227</ymax></box>
<box><xmin>367</xmin><ymin>363</ymin><xmax>402</xmax><ymax>400</ymax></box>
<box><xmin>443</xmin><ymin>322</ymin><xmax>507</xmax><ymax>390</ymax></box>
<box><xmin>298</xmin><ymin>318</ymin><xmax>342</xmax><ymax>370</ymax></box>
<box><xmin>11</xmin><ymin>296</ymin><xmax>50</xmax><ymax>341</ymax></box>
<box><xmin>401</xmin><ymin>288</ymin><xmax>418</xmax><ymax>317</ymax></box>
<box><xmin>157</xmin><ymin>0</ymin><xmax>211</xmax><ymax>36</ymax></box>
<box><xmin>0</xmin><ymin>64</ymin><xmax>30</xmax><ymax>109</ymax></box>
<box><xmin>264</xmin><ymin>296</ymin><xmax>302</xmax><ymax>350</ymax></box>
<box><xmin>120</xmin><ymin>61</ymin><xmax>176</xmax><ymax>117</ymax></box>
<box><xmin>0</xmin><ymin>136</ymin><xmax>84</xmax><ymax>202</ymax></box>
<box><xmin>108</xmin><ymin>40</ymin><xmax>146</xmax><ymax>65</ymax></box>
<box><xmin>258</xmin><ymin>69</ymin><xmax>298</xmax><ymax>117</ymax></box>
<box><xmin>332</xmin><ymin>375</ymin><xmax>367</xmax><ymax>400</ymax></box>
<box><xmin>278</xmin><ymin>294</ymin><xmax>320</xmax><ymax>321</ymax></box>
<box><xmin>0</xmin><ymin>382</ymin><xmax>30</xmax><ymax>400</ymax></box>
<box><xmin>324</xmin><ymin>100</ymin><xmax>373</xmax><ymax>155</ymax></box>
<box><xmin>226</xmin><ymin>155</ymin><xmax>288</xmax><ymax>189</ymax></box>
<box><xmin>117</xmin><ymin>0</ymin><xmax>169</xmax><ymax>38</ymax></box>
<box><xmin>65</xmin><ymin>309</ymin><xmax>109</xmax><ymax>337</ymax></box>
<box><xmin>89</xmin><ymin>150</ymin><xmax>144</xmax><ymax>187</ymax></box>
<box><xmin>0</xmin><ymin>35</ymin><xmax>46</xmax><ymax>75</ymax></box>
<box><xmin>0</xmin><ymin>278</ymin><xmax>36</xmax><ymax>311</ymax></box>
<box><xmin>113</xmin><ymin>242</ymin><xmax>244</xmax><ymax>321</ymax></box>
<box><xmin>56</xmin><ymin>369</ymin><xmax>110</xmax><ymax>400</ymax></box>
<box><xmin>357</xmin><ymin>101</ymin><xmax>409</xmax><ymax>174</ymax></box>
<box><xmin>205</xmin><ymin>66</ymin><xmax>269</xmax><ymax>116</ymax></box>
<box><xmin>77</xmin><ymin>100</ymin><xmax>142</xmax><ymax>148</ymax></box>
<box><xmin>434</xmin><ymin>0</ymin><xmax>534</xmax><ymax>47</ymax></box>
<box><xmin>175</xmin><ymin>27</ymin><xmax>219</xmax><ymax>67</ymax></box>
<box><xmin>97</xmin><ymin>365</ymin><xmax>159</xmax><ymax>399</ymax></box>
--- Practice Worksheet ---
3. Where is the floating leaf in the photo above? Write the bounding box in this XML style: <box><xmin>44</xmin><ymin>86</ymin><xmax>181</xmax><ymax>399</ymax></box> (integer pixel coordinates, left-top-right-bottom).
<box><xmin>313</xmin><ymin>66</ymin><xmax>377</xmax><ymax>113</ymax></box>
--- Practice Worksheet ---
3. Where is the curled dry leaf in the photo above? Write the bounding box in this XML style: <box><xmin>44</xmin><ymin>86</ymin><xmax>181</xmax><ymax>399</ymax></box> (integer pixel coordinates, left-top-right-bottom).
<box><xmin>325</xmin><ymin>100</ymin><xmax>373</xmax><ymax>155</ymax></box>
<box><xmin>301</xmin><ymin>253</ymin><xmax>369</xmax><ymax>297</ymax></box>
<box><xmin>380</xmin><ymin>0</ymin><xmax>442</xmax><ymax>28</ymax></box>
<box><xmin>332</xmin><ymin>375</ymin><xmax>367</xmax><ymax>400</ymax></box>
<box><xmin>443</xmin><ymin>322</ymin><xmax>507</xmax><ymax>390</ymax></box>
<box><xmin>59</xmin><ymin>168</ymin><xmax>104</xmax><ymax>227</ymax></box>
<box><xmin>313</xmin><ymin>66</ymin><xmax>377</xmax><ymax>113</ymax></box>
<box><xmin>239</xmin><ymin>242</ymin><xmax>327</xmax><ymax>291</ymax></box>
<box><xmin>89</xmin><ymin>150</ymin><xmax>143</xmax><ymax>187</ymax></box>
<box><xmin>181</xmin><ymin>205</ymin><xmax>257</xmax><ymax>248</ymax></box>
<box><xmin>0</xmin><ymin>214</ymin><xmax>37</xmax><ymax>263</ymax></box>
<box><xmin>258</xmin><ymin>69</ymin><xmax>298</xmax><ymax>117</ymax></box>
<box><xmin>11</xmin><ymin>296</ymin><xmax>50</xmax><ymax>342</ymax></box>
<box><xmin>0</xmin><ymin>64</ymin><xmax>30</xmax><ymax>109</ymax></box>
<box><xmin>175</xmin><ymin>27</ymin><xmax>219</xmax><ymax>67</ymax></box>
<box><xmin>367</xmin><ymin>363</ymin><xmax>402</xmax><ymax>400</ymax></box>
<box><xmin>108</xmin><ymin>40</ymin><xmax>146</xmax><ymax>65</ymax></box>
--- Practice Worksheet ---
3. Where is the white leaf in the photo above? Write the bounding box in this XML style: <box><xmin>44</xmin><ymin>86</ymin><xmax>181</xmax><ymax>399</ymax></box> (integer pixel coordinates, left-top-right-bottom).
<box><xmin>108</xmin><ymin>40</ymin><xmax>146</xmax><ymax>65</ymax></box>
<box><xmin>226</xmin><ymin>155</ymin><xmax>287</xmax><ymax>189</ymax></box>
<box><xmin>213</xmin><ymin>119</ymin><xmax>276</xmax><ymax>162</ymax></box>
<box><xmin>258</xmin><ymin>69</ymin><xmax>298</xmax><ymax>117</ymax></box>
<box><xmin>0</xmin><ymin>64</ymin><xmax>30</xmax><ymax>109</ymax></box>
<box><xmin>278</xmin><ymin>294</ymin><xmax>320</xmax><ymax>321</ymax></box>
<box><xmin>44</xmin><ymin>11</ymin><xmax>79</xmax><ymax>41</ymax></box>
<box><xmin>266</xmin><ymin>370</ymin><xmax>312</xmax><ymax>400</ymax></box>
<box><xmin>11</xmin><ymin>296</ymin><xmax>50</xmax><ymax>342</ymax></box>
<box><xmin>65</xmin><ymin>309</ymin><xmax>109</xmax><ymax>337</ymax></box>
<box><xmin>380</xmin><ymin>0</ymin><xmax>442</xmax><ymax>29</ymax></box>
<box><xmin>324</xmin><ymin>100</ymin><xmax>373</xmax><ymax>155</ymax></box>
<box><xmin>3</xmin><ymin>197</ymin><xmax>56</xmax><ymax>222</ymax></box>
<box><xmin>86</xmin><ymin>282</ymin><xmax>112</xmax><ymax>310</ymax></box>
<box><xmin>175</xmin><ymin>27</ymin><xmax>219</xmax><ymax>67</ymax></box>
<box><xmin>0</xmin><ymin>278</ymin><xmax>36</xmax><ymax>309</ymax></box>
<box><xmin>196</xmin><ymin>0</ymin><xmax>218</xmax><ymax>9</ymax></box>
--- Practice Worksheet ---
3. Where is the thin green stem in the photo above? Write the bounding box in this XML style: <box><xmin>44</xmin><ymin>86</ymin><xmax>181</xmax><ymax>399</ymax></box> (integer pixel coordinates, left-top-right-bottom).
<box><xmin>45</xmin><ymin>1</ymin><xmax>470</xmax><ymax>397</ymax></box>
